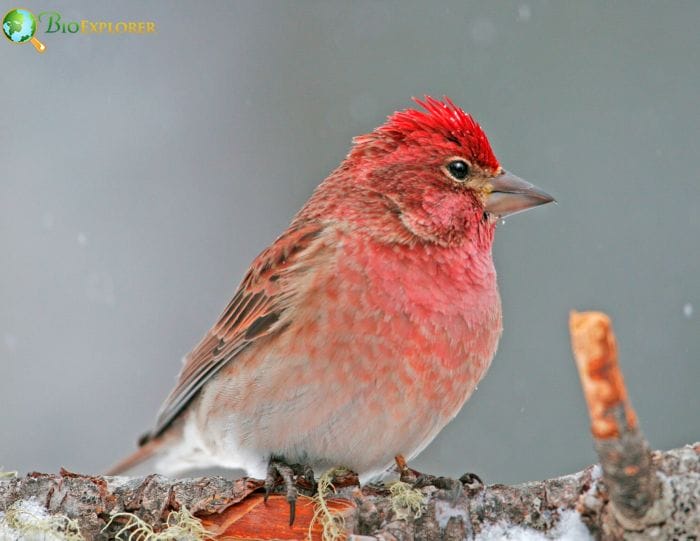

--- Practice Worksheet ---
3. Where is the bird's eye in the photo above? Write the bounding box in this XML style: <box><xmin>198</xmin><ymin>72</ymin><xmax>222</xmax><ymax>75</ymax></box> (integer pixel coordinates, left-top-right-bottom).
<box><xmin>446</xmin><ymin>159</ymin><xmax>470</xmax><ymax>181</ymax></box>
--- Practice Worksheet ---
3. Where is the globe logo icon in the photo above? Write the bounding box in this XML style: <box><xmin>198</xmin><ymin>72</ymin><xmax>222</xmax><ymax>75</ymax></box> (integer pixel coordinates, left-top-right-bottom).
<box><xmin>2</xmin><ymin>8</ymin><xmax>46</xmax><ymax>52</ymax></box>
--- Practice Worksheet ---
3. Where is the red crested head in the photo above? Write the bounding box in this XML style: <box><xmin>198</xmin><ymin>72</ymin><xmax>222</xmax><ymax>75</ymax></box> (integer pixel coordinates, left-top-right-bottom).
<box><xmin>305</xmin><ymin>96</ymin><xmax>553</xmax><ymax>248</ymax></box>
<box><xmin>351</xmin><ymin>96</ymin><xmax>499</xmax><ymax>171</ymax></box>
<box><xmin>379</xmin><ymin>96</ymin><xmax>499</xmax><ymax>170</ymax></box>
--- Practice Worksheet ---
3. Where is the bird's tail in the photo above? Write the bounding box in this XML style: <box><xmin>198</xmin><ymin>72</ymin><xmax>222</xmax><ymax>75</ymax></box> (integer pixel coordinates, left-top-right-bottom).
<box><xmin>105</xmin><ymin>431</ymin><xmax>175</xmax><ymax>476</ymax></box>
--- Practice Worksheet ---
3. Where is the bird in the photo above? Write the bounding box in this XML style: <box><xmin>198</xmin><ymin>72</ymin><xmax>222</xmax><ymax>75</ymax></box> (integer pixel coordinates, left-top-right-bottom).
<box><xmin>107</xmin><ymin>96</ymin><xmax>553</xmax><ymax>518</ymax></box>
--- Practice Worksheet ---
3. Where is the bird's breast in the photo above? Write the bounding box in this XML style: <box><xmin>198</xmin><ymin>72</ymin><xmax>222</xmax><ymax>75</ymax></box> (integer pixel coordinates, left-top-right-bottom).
<box><xmin>288</xmin><ymin>233</ymin><xmax>502</xmax><ymax>410</ymax></box>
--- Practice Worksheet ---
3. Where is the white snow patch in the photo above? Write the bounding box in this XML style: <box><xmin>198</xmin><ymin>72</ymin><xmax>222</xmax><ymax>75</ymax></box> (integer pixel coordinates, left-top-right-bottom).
<box><xmin>104</xmin><ymin>475</ymin><xmax>133</xmax><ymax>491</ymax></box>
<box><xmin>435</xmin><ymin>499</ymin><xmax>470</xmax><ymax>530</ymax></box>
<box><xmin>475</xmin><ymin>509</ymin><xmax>592</xmax><ymax>541</ymax></box>
<box><xmin>518</xmin><ymin>4</ymin><xmax>532</xmax><ymax>22</ymax></box>
<box><xmin>3</xmin><ymin>333</ymin><xmax>17</xmax><ymax>352</ymax></box>
<box><xmin>0</xmin><ymin>498</ymin><xmax>83</xmax><ymax>541</ymax></box>
<box><xmin>683</xmin><ymin>302</ymin><xmax>694</xmax><ymax>318</ymax></box>
<box><xmin>469</xmin><ymin>18</ymin><xmax>496</xmax><ymax>45</ymax></box>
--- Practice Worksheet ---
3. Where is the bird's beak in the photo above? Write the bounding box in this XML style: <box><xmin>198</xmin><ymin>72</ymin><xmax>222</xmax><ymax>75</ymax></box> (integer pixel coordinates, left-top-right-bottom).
<box><xmin>484</xmin><ymin>170</ymin><xmax>555</xmax><ymax>217</ymax></box>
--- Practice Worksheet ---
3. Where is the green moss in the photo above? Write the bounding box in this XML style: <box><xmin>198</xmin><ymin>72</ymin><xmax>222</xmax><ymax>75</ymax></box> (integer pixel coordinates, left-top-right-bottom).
<box><xmin>308</xmin><ymin>468</ymin><xmax>347</xmax><ymax>541</ymax></box>
<box><xmin>389</xmin><ymin>481</ymin><xmax>425</xmax><ymax>520</ymax></box>
<box><xmin>103</xmin><ymin>507</ymin><xmax>211</xmax><ymax>541</ymax></box>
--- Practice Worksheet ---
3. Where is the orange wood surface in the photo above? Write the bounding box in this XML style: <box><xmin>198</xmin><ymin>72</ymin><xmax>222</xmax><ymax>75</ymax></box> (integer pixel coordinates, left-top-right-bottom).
<box><xmin>199</xmin><ymin>493</ymin><xmax>355</xmax><ymax>540</ymax></box>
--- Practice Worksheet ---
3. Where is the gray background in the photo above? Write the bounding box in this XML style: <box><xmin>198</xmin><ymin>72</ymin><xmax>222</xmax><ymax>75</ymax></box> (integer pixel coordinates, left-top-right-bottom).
<box><xmin>2</xmin><ymin>1</ymin><xmax>698</xmax><ymax>484</ymax></box>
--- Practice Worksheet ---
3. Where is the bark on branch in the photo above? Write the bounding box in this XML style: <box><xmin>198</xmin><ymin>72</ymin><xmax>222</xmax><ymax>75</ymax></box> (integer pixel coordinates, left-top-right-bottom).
<box><xmin>0</xmin><ymin>311</ymin><xmax>697</xmax><ymax>540</ymax></box>
<box><xmin>0</xmin><ymin>447</ymin><xmax>698</xmax><ymax>541</ymax></box>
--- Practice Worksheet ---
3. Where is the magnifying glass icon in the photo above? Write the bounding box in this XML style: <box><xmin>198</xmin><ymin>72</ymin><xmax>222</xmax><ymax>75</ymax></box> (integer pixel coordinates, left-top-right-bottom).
<box><xmin>3</xmin><ymin>8</ymin><xmax>46</xmax><ymax>53</ymax></box>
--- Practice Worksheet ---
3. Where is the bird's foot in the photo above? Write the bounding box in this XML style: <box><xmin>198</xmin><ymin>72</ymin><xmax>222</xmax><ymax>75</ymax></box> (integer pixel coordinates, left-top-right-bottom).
<box><xmin>413</xmin><ymin>474</ymin><xmax>464</xmax><ymax>505</ymax></box>
<box><xmin>394</xmin><ymin>455</ymin><xmax>484</xmax><ymax>506</ymax></box>
<box><xmin>459</xmin><ymin>471</ymin><xmax>485</xmax><ymax>492</ymax></box>
<box><xmin>264</xmin><ymin>457</ymin><xmax>316</xmax><ymax>526</ymax></box>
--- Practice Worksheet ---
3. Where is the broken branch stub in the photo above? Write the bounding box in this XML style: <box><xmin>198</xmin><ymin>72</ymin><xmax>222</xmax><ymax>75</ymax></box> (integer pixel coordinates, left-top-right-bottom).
<box><xmin>569</xmin><ymin>311</ymin><xmax>662</xmax><ymax>527</ymax></box>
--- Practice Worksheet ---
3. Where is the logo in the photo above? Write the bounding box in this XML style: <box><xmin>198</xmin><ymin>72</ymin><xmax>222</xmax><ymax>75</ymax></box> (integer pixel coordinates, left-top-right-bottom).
<box><xmin>3</xmin><ymin>8</ymin><xmax>157</xmax><ymax>53</ymax></box>
<box><xmin>2</xmin><ymin>8</ymin><xmax>46</xmax><ymax>52</ymax></box>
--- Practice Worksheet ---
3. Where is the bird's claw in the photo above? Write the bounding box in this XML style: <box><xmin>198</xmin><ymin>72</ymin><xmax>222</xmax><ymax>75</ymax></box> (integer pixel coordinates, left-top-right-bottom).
<box><xmin>414</xmin><ymin>474</ymin><xmax>464</xmax><ymax>506</ymax></box>
<box><xmin>395</xmin><ymin>455</ymin><xmax>483</xmax><ymax>506</ymax></box>
<box><xmin>264</xmin><ymin>458</ymin><xmax>316</xmax><ymax>526</ymax></box>
<box><xmin>459</xmin><ymin>471</ymin><xmax>484</xmax><ymax>492</ymax></box>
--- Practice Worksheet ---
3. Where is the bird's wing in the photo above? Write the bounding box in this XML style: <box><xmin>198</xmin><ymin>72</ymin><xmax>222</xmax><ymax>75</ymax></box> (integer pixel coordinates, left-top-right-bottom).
<box><xmin>151</xmin><ymin>222</ymin><xmax>329</xmax><ymax>437</ymax></box>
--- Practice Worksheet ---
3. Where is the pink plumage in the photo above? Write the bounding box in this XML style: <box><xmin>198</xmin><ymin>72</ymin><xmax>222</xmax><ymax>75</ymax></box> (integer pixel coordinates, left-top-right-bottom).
<box><xmin>107</xmin><ymin>97</ymin><xmax>553</xmax><ymax>483</ymax></box>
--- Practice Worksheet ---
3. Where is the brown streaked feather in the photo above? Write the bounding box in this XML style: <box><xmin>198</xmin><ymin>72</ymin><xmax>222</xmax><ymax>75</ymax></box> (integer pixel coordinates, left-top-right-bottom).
<box><xmin>151</xmin><ymin>222</ymin><xmax>327</xmax><ymax>438</ymax></box>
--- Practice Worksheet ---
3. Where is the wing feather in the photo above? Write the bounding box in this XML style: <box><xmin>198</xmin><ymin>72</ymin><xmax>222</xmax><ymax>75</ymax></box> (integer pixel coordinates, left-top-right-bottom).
<box><xmin>150</xmin><ymin>222</ymin><xmax>327</xmax><ymax>437</ymax></box>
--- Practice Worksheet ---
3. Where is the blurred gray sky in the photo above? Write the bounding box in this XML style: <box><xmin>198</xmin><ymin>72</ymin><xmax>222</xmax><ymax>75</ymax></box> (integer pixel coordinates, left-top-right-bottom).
<box><xmin>1</xmin><ymin>1</ymin><xmax>698</xmax><ymax>484</ymax></box>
